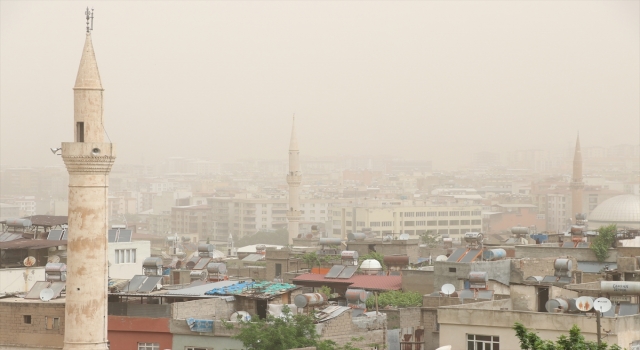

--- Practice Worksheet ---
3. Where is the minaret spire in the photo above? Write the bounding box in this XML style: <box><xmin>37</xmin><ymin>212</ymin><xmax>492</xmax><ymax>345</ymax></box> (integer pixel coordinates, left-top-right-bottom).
<box><xmin>286</xmin><ymin>115</ymin><xmax>302</xmax><ymax>244</ymax></box>
<box><xmin>60</xmin><ymin>12</ymin><xmax>115</xmax><ymax>350</ymax></box>
<box><xmin>571</xmin><ymin>133</ymin><xmax>584</xmax><ymax>222</ymax></box>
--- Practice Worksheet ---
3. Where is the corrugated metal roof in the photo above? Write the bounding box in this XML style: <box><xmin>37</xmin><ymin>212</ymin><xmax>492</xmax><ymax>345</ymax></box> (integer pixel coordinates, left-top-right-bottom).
<box><xmin>0</xmin><ymin>239</ymin><xmax>67</xmax><ymax>250</ymax></box>
<box><xmin>165</xmin><ymin>280</ymin><xmax>241</xmax><ymax>296</ymax></box>
<box><xmin>293</xmin><ymin>273</ymin><xmax>402</xmax><ymax>291</ymax></box>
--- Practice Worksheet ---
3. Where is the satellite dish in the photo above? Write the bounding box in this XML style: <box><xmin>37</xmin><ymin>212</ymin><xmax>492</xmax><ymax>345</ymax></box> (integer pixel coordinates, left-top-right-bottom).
<box><xmin>398</xmin><ymin>233</ymin><xmax>410</xmax><ymax>240</ymax></box>
<box><xmin>436</xmin><ymin>346</ymin><xmax>452</xmax><ymax>350</ymax></box>
<box><xmin>593</xmin><ymin>297</ymin><xmax>612</xmax><ymax>313</ymax></box>
<box><xmin>47</xmin><ymin>255</ymin><xmax>60</xmax><ymax>264</ymax></box>
<box><xmin>435</xmin><ymin>255</ymin><xmax>448</xmax><ymax>262</ymax></box>
<box><xmin>40</xmin><ymin>288</ymin><xmax>55</xmax><ymax>302</ymax></box>
<box><xmin>23</xmin><ymin>256</ymin><xmax>36</xmax><ymax>267</ymax></box>
<box><xmin>441</xmin><ymin>284</ymin><xmax>455</xmax><ymax>296</ymax></box>
<box><xmin>575</xmin><ymin>296</ymin><xmax>594</xmax><ymax>312</ymax></box>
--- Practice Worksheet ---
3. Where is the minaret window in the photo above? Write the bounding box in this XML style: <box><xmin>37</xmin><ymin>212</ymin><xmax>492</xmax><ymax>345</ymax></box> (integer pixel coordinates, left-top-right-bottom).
<box><xmin>76</xmin><ymin>122</ymin><xmax>84</xmax><ymax>142</ymax></box>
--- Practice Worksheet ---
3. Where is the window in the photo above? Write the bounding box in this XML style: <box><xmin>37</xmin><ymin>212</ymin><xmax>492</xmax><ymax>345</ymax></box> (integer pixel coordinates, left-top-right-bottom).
<box><xmin>449</xmin><ymin>220</ymin><xmax>459</xmax><ymax>225</ymax></box>
<box><xmin>438</xmin><ymin>220</ymin><xmax>448</xmax><ymax>226</ymax></box>
<box><xmin>471</xmin><ymin>211</ymin><xmax>481</xmax><ymax>216</ymax></box>
<box><xmin>381</xmin><ymin>221</ymin><xmax>392</xmax><ymax>227</ymax></box>
<box><xmin>275</xmin><ymin>263</ymin><xmax>282</xmax><ymax>277</ymax></box>
<box><xmin>460</xmin><ymin>211</ymin><xmax>470</xmax><ymax>216</ymax></box>
<box><xmin>138</xmin><ymin>343</ymin><xmax>159</xmax><ymax>350</ymax></box>
<box><xmin>449</xmin><ymin>268</ymin><xmax>456</xmax><ymax>273</ymax></box>
<box><xmin>45</xmin><ymin>317</ymin><xmax>60</xmax><ymax>330</ymax></box>
<box><xmin>460</xmin><ymin>220</ymin><xmax>470</xmax><ymax>225</ymax></box>
<box><xmin>404</xmin><ymin>212</ymin><xmax>415</xmax><ymax>217</ymax></box>
<box><xmin>472</xmin><ymin>220</ymin><xmax>481</xmax><ymax>225</ymax></box>
<box><xmin>186</xmin><ymin>347</ymin><xmax>213</xmax><ymax>350</ymax></box>
<box><xmin>427</xmin><ymin>211</ymin><xmax>437</xmax><ymax>217</ymax></box>
<box><xmin>345</xmin><ymin>221</ymin><xmax>352</xmax><ymax>226</ymax></box>
<box><xmin>23</xmin><ymin>315</ymin><xmax>31</xmax><ymax>324</ymax></box>
<box><xmin>438</xmin><ymin>211</ymin><xmax>448</xmax><ymax>216</ymax></box>
<box><xmin>333</xmin><ymin>220</ymin><xmax>341</xmax><ymax>225</ymax></box>
<box><xmin>416</xmin><ymin>221</ymin><xmax>425</xmax><ymax>226</ymax></box>
<box><xmin>76</xmin><ymin>122</ymin><xmax>84</xmax><ymax>142</ymax></box>
<box><xmin>370</xmin><ymin>222</ymin><xmax>381</xmax><ymax>227</ymax></box>
<box><xmin>427</xmin><ymin>220</ymin><xmax>437</xmax><ymax>226</ymax></box>
<box><xmin>404</xmin><ymin>221</ymin><xmax>415</xmax><ymax>226</ymax></box>
<box><xmin>416</xmin><ymin>212</ymin><xmax>426</xmax><ymax>217</ymax></box>
<box><xmin>467</xmin><ymin>334</ymin><xmax>499</xmax><ymax>350</ymax></box>
<box><xmin>114</xmin><ymin>249</ymin><xmax>137</xmax><ymax>264</ymax></box>
<box><xmin>449</xmin><ymin>211</ymin><xmax>460</xmax><ymax>216</ymax></box>
<box><xmin>357</xmin><ymin>221</ymin><xmax>365</xmax><ymax>227</ymax></box>
<box><xmin>333</xmin><ymin>211</ymin><xmax>340</xmax><ymax>216</ymax></box>
<box><xmin>346</xmin><ymin>212</ymin><xmax>352</xmax><ymax>217</ymax></box>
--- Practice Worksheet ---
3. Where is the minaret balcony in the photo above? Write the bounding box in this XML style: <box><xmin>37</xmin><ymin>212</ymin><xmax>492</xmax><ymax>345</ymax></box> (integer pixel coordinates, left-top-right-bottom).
<box><xmin>286</xmin><ymin>210</ymin><xmax>301</xmax><ymax>220</ymax></box>
<box><xmin>287</xmin><ymin>174</ymin><xmax>302</xmax><ymax>185</ymax></box>
<box><xmin>61</xmin><ymin>142</ymin><xmax>116</xmax><ymax>175</ymax></box>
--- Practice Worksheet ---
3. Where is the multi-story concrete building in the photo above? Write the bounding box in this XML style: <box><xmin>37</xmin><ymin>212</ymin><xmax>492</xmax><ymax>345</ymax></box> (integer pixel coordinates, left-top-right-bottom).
<box><xmin>330</xmin><ymin>204</ymin><xmax>483</xmax><ymax>239</ymax></box>
<box><xmin>171</xmin><ymin>205</ymin><xmax>212</xmax><ymax>242</ymax></box>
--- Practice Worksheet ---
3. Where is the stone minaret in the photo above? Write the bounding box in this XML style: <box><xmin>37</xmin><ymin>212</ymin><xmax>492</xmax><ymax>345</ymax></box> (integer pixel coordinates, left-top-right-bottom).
<box><xmin>60</xmin><ymin>29</ymin><xmax>115</xmax><ymax>350</ymax></box>
<box><xmin>570</xmin><ymin>135</ymin><xmax>583</xmax><ymax>221</ymax></box>
<box><xmin>286</xmin><ymin>117</ymin><xmax>301</xmax><ymax>244</ymax></box>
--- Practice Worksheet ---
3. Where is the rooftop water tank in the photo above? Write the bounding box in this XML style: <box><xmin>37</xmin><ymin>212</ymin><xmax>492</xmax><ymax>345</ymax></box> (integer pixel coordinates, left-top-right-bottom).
<box><xmin>360</xmin><ymin>259</ymin><xmax>382</xmax><ymax>275</ymax></box>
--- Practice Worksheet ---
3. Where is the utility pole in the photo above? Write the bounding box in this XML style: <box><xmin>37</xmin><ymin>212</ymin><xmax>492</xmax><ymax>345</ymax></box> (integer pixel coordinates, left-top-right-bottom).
<box><xmin>596</xmin><ymin>310</ymin><xmax>602</xmax><ymax>347</ymax></box>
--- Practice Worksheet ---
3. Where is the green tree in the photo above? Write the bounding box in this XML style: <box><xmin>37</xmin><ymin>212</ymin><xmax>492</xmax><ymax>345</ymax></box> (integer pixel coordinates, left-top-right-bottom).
<box><xmin>419</xmin><ymin>230</ymin><xmax>439</xmax><ymax>248</ymax></box>
<box><xmin>590</xmin><ymin>224</ymin><xmax>617</xmax><ymax>262</ymax></box>
<box><xmin>365</xmin><ymin>290</ymin><xmax>422</xmax><ymax>309</ymax></box>
<box><xmin>513</xmin><ymin>322</ymin><xmax>622</xmax><ymax>350</ymax></box>
<box><xmin>232</xmin><ymin>306</ymin><xmax>367</xmax><ymax>350</ymax></box>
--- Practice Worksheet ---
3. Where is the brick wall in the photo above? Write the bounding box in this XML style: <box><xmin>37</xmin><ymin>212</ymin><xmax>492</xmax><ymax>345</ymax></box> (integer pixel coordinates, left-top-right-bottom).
<box><xmin>515</xmin><ymin>245</ymin><xmax>617</xmax><ymax>262</ymax></box>
<box><xmin>510</xmin><ymin>257</ymin><xmax>578</xmax><ymax>284</ymax></box>
<box><xmin>379</xmin><ymin>307</ymin><xmax>421</xmax><ymax>329</ymax></box>
<box><xmin>171</xmin><ymin>298</ymin><xmax>234</xmax><ymax>320</ymax></box>
<box><xmin>0</xmin><ymin>301</ymin><xmax>65</xmax><ymax>349</ymax></box>
<box><xmin>317</xmin><ymin>309</ymin><xmax>386</xmax><ymax>349</ymax></box>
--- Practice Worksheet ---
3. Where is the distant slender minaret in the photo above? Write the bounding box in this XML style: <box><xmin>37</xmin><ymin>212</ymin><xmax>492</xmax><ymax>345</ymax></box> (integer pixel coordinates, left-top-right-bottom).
<box><xmin>60</xmin><ymin>11</ymin><xmax>115</xmax><ymax>350</ymax></box>
<box><xmin>286</xmin><ymin>116</ymin><xmax>301</xmax><ymax>244</ymax></box>
<box><xmin>570</xmin><ymin>134</ymin><xmax>583</xmax><ymax>221</ymax></box>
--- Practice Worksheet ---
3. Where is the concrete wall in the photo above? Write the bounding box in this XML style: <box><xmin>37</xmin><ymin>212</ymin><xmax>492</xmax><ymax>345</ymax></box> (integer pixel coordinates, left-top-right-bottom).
<box><xmin>433</xmin><ymin>260</ymin><xmax>511</xmax><ymax>291</ymax></box>
<box><xmin>515</xmin><ymin>245</ymin><xmax>617</xmax><ymax>262</ymax></box>
<box><xmin>0</xmin><ymin>267</ymin><xmax>45</xmax><ymax>294</ymax></box>
<box><xmin>108</xmin><ymin>240</ymin><xmax>151</xmax><ymax>279</ymax></box>
<box><xmin>0</xmin><ymin>300</ymin><xmax>65</xmax><ymax>349</ymax></box>
<box><xmin>401</xmin><ymin>269</ymin><xmax>435</xmax><ymax>295</ymax></box>
<box><xmin>171</xmin><ymin>298</ymin><xmax>235</xmax><ymax>320</ymax></box>
<box><xmin>172</xmin><ymin>334</ymin><xmax>243</xmax><ymax>350</ymax></box>
<box><xmin>510</xmin><ymin>257</ymin><xmax>578</xmax><ymax>284</ymax></box>
<box><xmin>347</xmin><ymin>240</ymin><xmax>420</xmax><ymax>263</ymax></box>
<box><xmin>438</xmin><ymin>299</ymin><xmax>640</xmax><ymax>349</ymax></box>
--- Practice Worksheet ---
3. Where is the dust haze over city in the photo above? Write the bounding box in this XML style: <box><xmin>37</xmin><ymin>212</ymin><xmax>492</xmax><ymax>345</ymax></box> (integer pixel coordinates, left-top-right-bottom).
<box><xmin>3</xmin><ymin>2</ymin><xmax>640</xmax><ymax>350</ymax></box>
<box><xmin>1</xmin><ymin>1</ymin><xmax>638</xmax><ymax>170</ymax></box>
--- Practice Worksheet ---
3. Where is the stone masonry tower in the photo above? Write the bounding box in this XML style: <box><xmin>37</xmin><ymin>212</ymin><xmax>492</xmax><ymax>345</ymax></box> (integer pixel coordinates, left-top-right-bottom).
<box><xmin>570</xmin><ymin>134</ymin><xmax>583</xmax><ymax>222</ymax></box>
<box><xmin>60</xmin><ymin>25</ymin><xmax>115</xmax><ymax>350</ymax></box>
<box><xmin>286</xmin><ymin>117</ymin><xmax>301</xmax><ymax>244</ymax></box>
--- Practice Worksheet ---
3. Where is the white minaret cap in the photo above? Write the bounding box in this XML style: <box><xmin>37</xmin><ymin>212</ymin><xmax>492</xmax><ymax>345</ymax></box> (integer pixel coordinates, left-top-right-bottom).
<box><xmin>289</xmin><ymin>115</ymin><xmax>299</xmax><ymax>151</ymax></box>
<box><xmin>74</xmin><ymin>33</ymin><xmax>103</xmax><ymax>90</ymax></box>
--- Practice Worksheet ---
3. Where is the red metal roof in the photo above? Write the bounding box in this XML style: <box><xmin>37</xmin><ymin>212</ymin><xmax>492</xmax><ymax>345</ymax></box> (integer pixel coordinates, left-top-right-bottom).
<box><xmin>292</xmin><ymin>273</ymin><xmax>402</xmax><ymax>291</ymax></box>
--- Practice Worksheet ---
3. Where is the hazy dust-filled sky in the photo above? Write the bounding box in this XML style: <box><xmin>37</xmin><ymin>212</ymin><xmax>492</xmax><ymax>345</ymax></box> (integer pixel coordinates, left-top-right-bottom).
<box><xmin>1</xmin><ymin>1</ymin><xmax>638</xmax><ymax>169</ymax></box>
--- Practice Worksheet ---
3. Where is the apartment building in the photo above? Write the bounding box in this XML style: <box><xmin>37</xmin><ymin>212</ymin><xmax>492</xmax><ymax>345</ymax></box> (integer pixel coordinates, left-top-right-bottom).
<box><xmin>208</xmin><ymin>196</ymin><xmax>353</xmax><ymax>239</ymax></box>
<box><xmin>330</xmin><ymin>204</ymin><xmax>483</xmax><ymax>239</ymax></box>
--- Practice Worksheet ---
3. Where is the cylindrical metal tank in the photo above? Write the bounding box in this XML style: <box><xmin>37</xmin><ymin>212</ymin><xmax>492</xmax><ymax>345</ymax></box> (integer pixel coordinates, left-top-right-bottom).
<box><xmin>143</xmin><ymin>257</ymin><xmax>163</xmax><ymax>269</ymax></box>
<box><xmin>198</xmin><ymin>243</ymin><xmax>214</xmax><ymax>253</ymax></box>
<box><xmin>383</xmin><ymin>255</ymin><xmax>410</xmax><ymax>267</ymax></box>
<box><xmin>567</xmin><ymin>298</ymin><xmax>581</xmax><ymax>313</ymax></box>
<box><xmin>348</xmin><ymin>232</ymin><xmax>366</xmax><ymax>241</ymax></box>
<box><xmin>345</xmin><ymin>289</ymin><xmax>368</xmax><ymax>304</ymax></box>
<box><xmin>255</xmin><ymin>244</ymin><xmax>266</xmax><ymax>252</ymax></box>
<box><xmin>554</xmin><ymin>259</ymin><xmax>572</xmax><ymax>272</ymax></box>
<box><xmin>207</xmin><ymin>262</ymin><xmax>227</xmax><ymax>274</ymax></box>
<box><xmin>45</xmin><ymin>263</ymin><xmax>67</xmax><ymax>273</ymax></box>
<box><xmin>230</xmin><ymin>311</ymin><xmax>251</xmax><ymax>322</ymax></box>
<box><xmin>360</xmin><ymin>259</ymin><xmax>383</xmax><ymax>275</ymax></box>
<box><xmin>5</xmin><ymin>218</ymin><xmax>32</xmax><ymax>227</ymax></box>
<box><xmin>464</xmin><ymin>232</ymin><xmax>483</xmax><ymax>243</ymax></box>
<box><xmin>545</xmin><ymin>298</ymin><xmax>569</xmax><ymax>313</ymax></box>
<box><xmin>190</xmin><ymin>270</ymin><xmax>207</xmax><ymax>281</ymax></box>
<box><xmin>483</xmin><ymin>249</ymin><xmax>507</xmax><ymax>261</ymax></box>
<box><xmin>319</xmin><ymin>238</ymin><xmax>342</xmax><ymax>245</ymax></box>
<box><xmin>294</xmin><ymin>293</ymin><xmax>327</xmax><ymax>308</ymax></box>
<box><xmin>341</xmin><ymin>251</ymin><xmax>359</xmax><ymax>261</ymax></box>
<box><xmin>526</xmin><ymin>276</ymin><xmax>543</xmax><ymax>282</ymax></box>
<box><xmin>510</xmin><ymin>226</ymin><xmax>529</xmax><ymax>236</ymax></box>
<box><xmin>601</xmin><ymin>281</ymin><xmax>640</xmax><ymax>295</ymax></box>
<box><xmin>570</xmin><ymin>226</ymin><xmax>584</xmax><ymax>235</ymax></box>
<box><xmin>468</xmin><ymin>271</ymin><xmax>488</xmax><ymax>284</ymax></box>
<box><xmin>45</xmin><ymin>262</ymin><xmax>67</xmax><ymax>282</ymax></box>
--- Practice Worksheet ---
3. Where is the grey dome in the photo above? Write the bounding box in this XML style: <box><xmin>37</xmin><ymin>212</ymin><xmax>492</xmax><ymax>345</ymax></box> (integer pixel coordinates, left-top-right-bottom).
<box><xmin>589</xmin><ymin>195</ymin><xmax>640</xmax><ymax>229</ymax></box>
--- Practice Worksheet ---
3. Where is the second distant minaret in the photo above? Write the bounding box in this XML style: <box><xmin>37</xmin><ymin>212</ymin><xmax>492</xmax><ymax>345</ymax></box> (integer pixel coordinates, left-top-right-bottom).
<box><xmin>286</xmin><ymin>117</ymin><xmax>301</xmax><ymax>244</ymax></box>
<box><xmin>571</xmin><ymin>135</ymin><xmax>584</xmax><ymax>221</ymax></box>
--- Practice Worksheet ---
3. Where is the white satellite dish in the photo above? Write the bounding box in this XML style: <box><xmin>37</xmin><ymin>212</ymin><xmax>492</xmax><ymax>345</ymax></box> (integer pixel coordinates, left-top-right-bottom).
<box><xmin>436</xmin><ymin>346</ymin><xmax>452</xmax><ymax>350</ymax></box>
<box><xmin>575</xmin><ymin>296</ymin><xmax>594</xmax><ymax>312</ymax></box>
<box><xmin>47</xmin><ymin>255</ymin><xmax>60</xmax><ymax>264</ymax></box>
<box><xmin>435</xmin><ymin>255</ymin><xmax>448</xmax><ymax>262</ymax></box>
<box><xmin>40</xmin><ymin>288</ymin><xmax>55</xmax><ymax>302</ymax></box>
<box><xmin>398</xmin><ymin>233</ymin><xmax>410</xmax><ymax>240</ymax></box>
<box><xmin>593</xmin><ymin>297</ymin><xmax>612</xmax><ymax>313</ymax></box>
<box><xmin>441</xmin><ymin>284</ymin><xmax>455</xmax><ymax>296</ymax></box>
<box><xmin>23</xmin><ymin>256</ymin><xmax>36</xmax><ymax>267</ymax></box>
